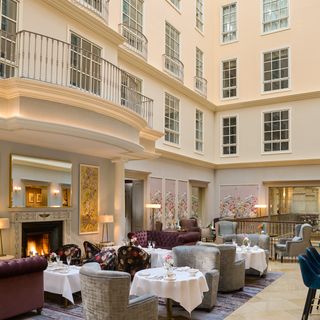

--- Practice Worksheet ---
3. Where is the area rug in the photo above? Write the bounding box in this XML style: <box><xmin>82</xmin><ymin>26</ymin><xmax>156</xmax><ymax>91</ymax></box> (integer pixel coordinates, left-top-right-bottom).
<box><xmin>13</xmin><ymin>272</ymin><xmax>283</xmax><ymax>320</ymax></box>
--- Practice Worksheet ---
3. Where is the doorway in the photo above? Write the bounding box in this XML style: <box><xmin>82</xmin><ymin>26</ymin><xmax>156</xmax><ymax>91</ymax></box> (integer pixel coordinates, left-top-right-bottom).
<box><xmin>125</xmin><ymin>179</ymin><xmax>144</xmax><ymax>234</ymax></box>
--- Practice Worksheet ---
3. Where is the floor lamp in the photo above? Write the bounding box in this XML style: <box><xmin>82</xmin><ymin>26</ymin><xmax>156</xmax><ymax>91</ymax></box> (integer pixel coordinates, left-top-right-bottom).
<box><xmin>98</xmin><ymin>215</ymin><xmax>114</xmax><ymax>243</ymax></box>
<box><xmin>146</xmin><ymin>204</ymin><xmax>161</xmax><ymax>230</ymax></box>
<box><xmin>0</xmin><ymin>218</ymin><xmax>9</xmax><ymax>257</ymax></box>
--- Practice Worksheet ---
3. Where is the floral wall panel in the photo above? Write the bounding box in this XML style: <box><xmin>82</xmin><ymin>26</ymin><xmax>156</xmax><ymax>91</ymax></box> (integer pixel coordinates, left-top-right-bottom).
<box><xmin>79</xmin><ymin>164</ymin><xmax>99</xmax><ymax>234</ymax></box>
<box><xmin>178</xmin><ymin>180</ymin><xmax>188</xmax><ymax>219</ymax></box>
<box><xmin>165</xmin><ymin>179</ymin><xmax>176</xmax><ymax>228</ymax></box>
<box><xmin>220</xmin><ymin>185</ymin><xmax>259</xmax><ymax>218</ymax></box>
<box><xmin>149</xmin><ymin>177</ymin><xmax>163</xmax><ymax>226</ymax></box>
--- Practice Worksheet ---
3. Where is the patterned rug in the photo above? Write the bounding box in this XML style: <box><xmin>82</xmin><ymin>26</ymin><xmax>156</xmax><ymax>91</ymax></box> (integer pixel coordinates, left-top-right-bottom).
<box><xmin>11</xmin><ymin>272</ymin><xmax>283</xmax><ymax>320</ymax></box>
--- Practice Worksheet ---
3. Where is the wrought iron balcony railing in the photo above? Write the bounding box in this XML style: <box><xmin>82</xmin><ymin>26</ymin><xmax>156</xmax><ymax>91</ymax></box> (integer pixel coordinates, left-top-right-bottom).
<box><xmin>71</xmin><ymin>0</ymin><xmax>109</xmax><ymax>23</ymax></box>
<box><xmin>119</xmin><ymin>24</ymin><xmax>148</xmax><ymax>60</ymax></box>
<box><xmin>194</xmin><ymin>76</ymin><xmax>207</xmax><ymax>97</ymax></box>
<box><xmin>162</xmin><ymin>54</ymin><xmax>184</xmax><ymax>82</ymax></box>
<box><xmin>0</xmin><ymin>30</ymin><xmax>153</xmax><ymax>127</ymax></box>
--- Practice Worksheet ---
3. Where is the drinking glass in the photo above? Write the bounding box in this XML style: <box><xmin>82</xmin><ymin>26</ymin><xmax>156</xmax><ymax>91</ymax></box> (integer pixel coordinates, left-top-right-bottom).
<box><xmin>152</xmin><ymin>241</ymin><xmax>156</xmax><ymax>249</ymax></box>
<box><xmin>148</xmin><ymin>240</ymin><xmax>152</xmax><ymax>249</ymax></box>
<box><xmin>56</xmin><ymin>255</ymin><xmax>60</xmax><ymax>263</ymax></box>
<box><xmin>66</xmin><ymin>255</ymin><xmax>71</xmax><ymax>269</ymax></box>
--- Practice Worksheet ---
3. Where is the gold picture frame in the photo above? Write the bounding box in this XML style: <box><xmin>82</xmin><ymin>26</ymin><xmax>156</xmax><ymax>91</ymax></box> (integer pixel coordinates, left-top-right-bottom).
<box><xmin>79</xmin><ymin>164</ymin><xmax>99</xmax><ymax>234</ymax></box>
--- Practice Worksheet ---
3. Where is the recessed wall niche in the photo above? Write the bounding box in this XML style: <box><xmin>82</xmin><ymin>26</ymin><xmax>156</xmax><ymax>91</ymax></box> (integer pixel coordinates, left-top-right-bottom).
<box><xmin>10</xmin><ymin>154</ymin><xmax>72</xmax><ymax>208</ymax></box>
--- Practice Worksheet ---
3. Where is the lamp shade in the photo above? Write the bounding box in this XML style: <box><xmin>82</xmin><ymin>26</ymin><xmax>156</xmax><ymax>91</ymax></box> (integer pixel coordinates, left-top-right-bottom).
<box><xmin>146</xmin><ymin>203</ymin><xmax>161</xmax><ymax>209</ymax></box>
<box><xmin>254</xmin><ymin>204</ymin><xmax>267</xmax><ymax>209</ymax></box>
<box><xmin>98</xmin><ymin>215</ymin><xmax>114</xmax><ymax>223</ymax></box>
<box><xmin>0</xmin><ymin>218</ymin><xmax>9</xmax><ymax>229</ymax></box>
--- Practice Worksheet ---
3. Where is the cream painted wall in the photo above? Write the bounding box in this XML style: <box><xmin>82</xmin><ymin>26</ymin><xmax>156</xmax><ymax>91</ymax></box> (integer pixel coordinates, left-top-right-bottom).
<box><xmin>214</xmin><ymin>98</ymin><xmax>320</xmax><ymax>163</ymax></box>
<box><xmin>0</xmin><ymin>140</ymin><xmax>115</xmax><ymax>256</ymax></box>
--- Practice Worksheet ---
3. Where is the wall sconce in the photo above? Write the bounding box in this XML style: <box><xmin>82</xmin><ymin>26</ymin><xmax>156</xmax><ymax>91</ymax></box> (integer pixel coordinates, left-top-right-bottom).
<box><xmin>53</xmin><ymin>189</ymin><xmax>60</xmax><ymax>196</ymax></box>
<box><xmin>146</xmin><ymin>203</ymin><xmax>161</xmax><ymax>231</ymax></box>
<box><xmin>254</xmin><ymin>204</ymin><xmax>267</xmax><ymax>217</ymax></box>
<box><xmin>0</xmin><ymin>218</ymin><xmax>10</xmax><ymax>257</ymax></box>
<box><xmin>98</xmin><ymin>215</ymin><xmax>114</xmax><ymax>243</ymax></box>
<box><xmin>13</xmin><ymin>186</ymin><xmax>21</xmax><ymax>192</ymax></box>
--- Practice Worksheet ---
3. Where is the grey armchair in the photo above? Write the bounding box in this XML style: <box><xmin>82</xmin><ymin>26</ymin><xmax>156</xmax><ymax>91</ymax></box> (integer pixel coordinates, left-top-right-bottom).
<box><xmin>215</xmin><ymin>220</ymin><xmax>237</xmax><ymax>244</ymax></box>
<box><xmin>197</xmin><ymin>242</ymin><xmax>245</xmax><ymax>292</ymax></box>
<box><xmin>80</xmin><ymin>262</ymin><xmax>158</xmax><ymax>320</ymax></box>
<box><xmin>274</xmin><ymin>223</ymin><xmax>312</xmax><ymax>263</ymax></box>
<box><xmin>172</xmin><ymin>245</ymin><xmax>220</xmax><ymax>311</ymax></box>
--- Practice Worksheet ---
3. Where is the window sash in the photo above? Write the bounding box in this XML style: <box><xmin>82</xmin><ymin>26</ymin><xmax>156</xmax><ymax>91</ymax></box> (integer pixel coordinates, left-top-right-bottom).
<box><xmin>222</xmin><ymin>59</ymin><xmax>237</xmax><ymax>98</ymax></box>
<box><xmin>122</xmin><ymin>0</ymin><xmax>144</xmax><ymax>34</ymax></box>
<box><xmin>263</xmin><ymin>0</ymin><xmax>288</xmax><ymax>33</ymax></box>
<box><xmin>222</xmin><ymin>3</ymin><xmax>237</xmax><ymax>43</ymax></box>
<box><xmin>165</xmin><ymin>93</ymin><xmax>180</xmax><ymax>144</ymax></box>
<box><xmin>195</xmin><ymin>109</ymin><xmax>203</xmax><ymax>152</ymax></box>
<box><xmin>222</xmin><ymin>116</ymin><xmax>237</xmax><ymax>155</ymax></box>
<box><xmin>196</xmin><ymin>48</ymin><xmax>203</xmax><ymax>78</ymax></box>
<box><xmin>196</xmin><ymin>0</ymin><xmax>204</xmax><ymax>31</ymax></box>
<box><xmin>165</xmin><ymin>22</ymin><xmax>180</xmax><ymax>60</ymax></box>
<box><xmin>170</xmin><ymin>0</ymin><xmax>180</xmax><ymax>9</ymax></box>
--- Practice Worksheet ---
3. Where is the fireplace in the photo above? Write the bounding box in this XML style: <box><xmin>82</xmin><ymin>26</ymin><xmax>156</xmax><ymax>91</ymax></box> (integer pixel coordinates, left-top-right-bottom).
<box><xmin>21</xmin><ymin>221</ymin><xmax>63</xmax><ymax>257</ymax></box>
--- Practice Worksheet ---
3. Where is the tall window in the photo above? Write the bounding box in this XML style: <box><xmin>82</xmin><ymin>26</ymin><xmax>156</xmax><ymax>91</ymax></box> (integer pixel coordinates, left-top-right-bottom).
<box><xmin>122</xmin><ymin>0</ymin><xmax>143</xmax><ymax>33</ymax></box>
<box><xmin>84</xmin><ymin>0</ymin><xmax>103</xmax><ymax>13</ymax></box>
<box><xmin>222</xmin><ymin>116</ymin><xmax>237</xmax><ymax>155</ymax></box>
<box><xmin>165</xmin><ymin>22</ymin><xmax>180</xmax><ymax>60</ymax></box>
<box><xmin>196</xmin><ymin>48</ymin><xmax>204</xmax><ymax>79</ymax></box>
<box><xmin>195</xmin><ymin>109</ymin><xmax>203</xmax><ymax>152</ymax></box>
<box><xmin>222</xmin><ymin>59</ymin><xmax>237</xmax><ymax>99</ymax></box>
<box><xmin>263</xmin><ymin>48</ymin><xmax>289</xmax><ymax>92</ymax></box>
<box><xmin>263</xmin><ymin>109</ymin><xmax>289</xmax><ymax>152</ymax></box>
<box><xmin>263</xmin><ymin>0</ymin><xmax>288</xmax><ymax>33</ymax></box>
<box><xmin>196</xmin><ymin>0</ymin><xmax>204</xmax><ymax>31</ymax></box>
<box><xmin>121</xmin><ymin>73</ymin><xmax>142</xmax><ymax>110</ymax></box>
<box><xmin>165</xmin><ymin>93</ymin><xmax>179</xmax><ymax>144</ymax></box>
<box><xmin>0</xmin><ymin>0</ymin><xmax>17</xmax><ymax>78</ymax></box>
<box><xmin>170</xmin><ymin>0</ymin><xmax>180</xmax><ymax>10</ymax></box>
<box><xmin>222</xmin><ymin>3</ymin><xmax>237</xmax><ymax>43</ymax></box>
<box><xmin>70</xmin><ymin>33</ymin><xmax>102</xmax><ymax>95</ymax></box>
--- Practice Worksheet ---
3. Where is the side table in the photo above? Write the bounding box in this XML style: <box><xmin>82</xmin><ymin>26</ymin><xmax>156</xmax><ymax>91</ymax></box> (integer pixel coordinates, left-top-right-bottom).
<box><xmin>0</xmin><ymin>255</ymin><xmax>15</xmax><ymax>261</ymax></box>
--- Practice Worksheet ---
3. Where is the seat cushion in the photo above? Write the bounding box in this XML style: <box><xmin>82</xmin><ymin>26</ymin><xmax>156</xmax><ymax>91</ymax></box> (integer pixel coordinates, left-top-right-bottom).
<box><xmin>275</xmin><ymin>243</ymin><xmax>286</xmax><ymax>251</ymax></box>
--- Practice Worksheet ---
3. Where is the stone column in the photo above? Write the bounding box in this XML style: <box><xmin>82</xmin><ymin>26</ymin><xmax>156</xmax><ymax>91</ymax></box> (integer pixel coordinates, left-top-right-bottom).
<box><xmin>112</xmin><ymin>158</ymin><xmax>126</xmax><ymax>245</ymax></box>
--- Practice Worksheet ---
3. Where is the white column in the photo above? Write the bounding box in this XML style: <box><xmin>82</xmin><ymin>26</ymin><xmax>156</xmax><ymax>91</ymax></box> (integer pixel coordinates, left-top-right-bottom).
<box><xmin>112</xmin><ymin>158</ymin><xmax>126</xmax><ymax>245</ymax></box>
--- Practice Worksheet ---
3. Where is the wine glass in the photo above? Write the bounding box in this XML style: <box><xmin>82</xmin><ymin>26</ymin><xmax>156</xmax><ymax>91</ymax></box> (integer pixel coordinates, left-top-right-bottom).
<box><xmin>66</xmin><ymin>255</ymin><xmax>71</xmax><ymax>269</ymax></box>
<box><xmin>56</xmin><ymin>254</ymin><xmax>60</xmax><ymax>264</ymax></box>
<box><xmin>152</xmin><ymin>241</ymin><xmax>156</xmax><ymax>249</ymax></box>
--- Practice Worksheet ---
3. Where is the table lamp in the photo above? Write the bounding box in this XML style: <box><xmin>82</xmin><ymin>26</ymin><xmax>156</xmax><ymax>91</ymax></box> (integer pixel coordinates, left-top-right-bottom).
<box><xmin>98</xmin><ymin>215</ymin><xmax>114</xmax><ymax>243</ymax></box>
<box><xmin>0</xmin><ymin>218</ymin><xmax>10</xmax><ymax>257</ymax></box>
<box><xmin>254</xmin><ymin>204</ymin><xmax>267</xmax><ymax>217</ymax></box>
<box><xmin>146</xmin><ymin>203</ymin><xmax>161</xmax><ymax>230</ymax></box>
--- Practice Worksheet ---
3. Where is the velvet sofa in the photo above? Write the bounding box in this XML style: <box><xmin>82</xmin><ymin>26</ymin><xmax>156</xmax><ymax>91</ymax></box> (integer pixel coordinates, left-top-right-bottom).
<box><xmin>128</xmin><ymin>230</ymin><xmax>201</xmax><ymax>250</ymax></box>
<box><xmin>0</xmin><ymin>256</ymin><xmax>48</xmax><ymax>320</ymax></box>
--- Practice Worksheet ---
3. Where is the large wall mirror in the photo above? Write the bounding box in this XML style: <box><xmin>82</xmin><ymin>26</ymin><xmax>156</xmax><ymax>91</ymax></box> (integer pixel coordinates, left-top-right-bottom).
<box><xmin>10</xmin><ymin>155</ymin><xmax>72</xmax><ymax>208</ymax></box>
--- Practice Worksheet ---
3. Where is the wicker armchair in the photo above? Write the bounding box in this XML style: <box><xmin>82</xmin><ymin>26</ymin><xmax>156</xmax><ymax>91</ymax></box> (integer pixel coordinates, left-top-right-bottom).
<box><xmin>80</xmin><ymin>263</ymin><xmax>158</xmax><ymax>320</ymax></box>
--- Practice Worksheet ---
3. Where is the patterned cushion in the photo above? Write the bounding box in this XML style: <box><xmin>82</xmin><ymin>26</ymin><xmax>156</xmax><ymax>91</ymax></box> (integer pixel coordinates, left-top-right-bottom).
<box><xmin>117</xmin><ymin>245</ymin><xmax>151</xmax><ymax>280</ymax></box>
<box><xmin>55</xmin><ymin>244</ymin><xmax>82</xmax><ymax>265</ymax></box>
<box><xmin>83</xmin><ymin>241</ymin><xmax>101</xmax><ymax>259</ymax></box>
<box><xmin>93</xmin><ymin>248</ymin><xmax>117</xmax><ymax>270</ymax></box>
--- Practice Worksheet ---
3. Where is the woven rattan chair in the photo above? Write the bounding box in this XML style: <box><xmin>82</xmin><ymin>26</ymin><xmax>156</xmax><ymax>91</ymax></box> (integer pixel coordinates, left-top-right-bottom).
<box><xmin>80</xmin><ymin>262</ymin><xmax>158</xmax><ymax>320</ymax></box>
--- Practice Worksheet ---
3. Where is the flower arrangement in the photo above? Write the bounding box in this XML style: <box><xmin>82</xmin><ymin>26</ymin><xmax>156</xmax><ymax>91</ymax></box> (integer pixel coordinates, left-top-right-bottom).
<box><xmin>130</xmin><ymin>236</ymin><xmax>138</xmax><ymax>246</ymax></box>
<box><xmin>50</xmin><ymin>252</ymin><xmax>57</xmax><ymax>259</ymax></box>
<box><xmin>163</xmin><ymin>254</ymin><xmax>174</xmax><ymax>268</ymax></box>
<box><xmin>242</xmin><ymin>236</ymin><xmax>250</xmax><ymax>247</ymax></box>
<box><xmin>257</xmin><ymin>223</ymin><xmax>265</xmax><ymax>234</ymax></box>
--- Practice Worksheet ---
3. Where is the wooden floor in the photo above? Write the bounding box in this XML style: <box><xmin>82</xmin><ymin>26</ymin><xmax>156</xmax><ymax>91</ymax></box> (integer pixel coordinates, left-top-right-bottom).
<box><xmin>226</xmin><ymin>260</ymin><xmax>320</xmax><ymax>320</ymax></box>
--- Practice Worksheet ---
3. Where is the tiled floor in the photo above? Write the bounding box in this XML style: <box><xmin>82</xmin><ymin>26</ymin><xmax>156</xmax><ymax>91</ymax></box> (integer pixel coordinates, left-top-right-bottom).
<box><xmin>226</xmin><ymin>260</ymin><xmax>320</xmax><ymax>320</ymax></box>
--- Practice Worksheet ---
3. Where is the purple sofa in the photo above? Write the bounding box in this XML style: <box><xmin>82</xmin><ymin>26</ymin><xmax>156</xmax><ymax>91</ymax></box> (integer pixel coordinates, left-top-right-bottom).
<box><xmin>0</xmin><ymin>256</ymin><xmax>48</xmax><ymax>320</ymax></box>
<box><xmin>128</xmin><ymin>230</ymin><xmax>201</xmax><ymax>250</ymax></box>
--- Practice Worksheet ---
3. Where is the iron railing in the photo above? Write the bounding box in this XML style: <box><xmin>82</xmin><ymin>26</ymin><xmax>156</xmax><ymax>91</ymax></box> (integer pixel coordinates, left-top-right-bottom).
<box><xmin>71</xmin><ymin>0</ymin><xmax>109</xmax><ymax>23</ymax></box>
<box><xmin>119</xmin><ymin>24</ymin><xmax>148</xmax><ymax>60</ymax></box>
<box><xmin>163</xmin><ymin>54</ymin><xmax>184</xmax><ymax>82</ymax></box>
<box><xmin>194</xmin><ymin>76</ymin><xmax>207</xmax><ymax>97</ymax></box>
<box><xmin>0</xmin><ymin>30</ymin><xmax>153</xmax><ymax>126</ymax></box>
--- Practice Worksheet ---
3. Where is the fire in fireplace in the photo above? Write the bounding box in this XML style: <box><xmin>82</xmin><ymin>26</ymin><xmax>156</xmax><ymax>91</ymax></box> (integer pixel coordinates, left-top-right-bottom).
<box><xmin>22</xmin><ymin>221</ymin><xmax>63</xmax><ymax>257</ymax></box>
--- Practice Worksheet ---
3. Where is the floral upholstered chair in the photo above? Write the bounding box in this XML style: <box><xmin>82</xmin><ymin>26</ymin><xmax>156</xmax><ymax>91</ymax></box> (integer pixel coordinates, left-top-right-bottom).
<box><xmin>117</xmin><ymin>245</ymin><xmax>151</xmax><ymax>280</ymax></box>
<box><xmin>91</xmin><ymin>248</ymin><xmax>118</xmax><ymax>271</ymax></box>
<box><xmin>83</xmin><ymin>241</ymin><xmax>101</xmax><ymax>261</ymax></box>
<box><xmin>55</xmin><ymin>243</ymin><xmax>82</xmax><ymax>265</ymax></box>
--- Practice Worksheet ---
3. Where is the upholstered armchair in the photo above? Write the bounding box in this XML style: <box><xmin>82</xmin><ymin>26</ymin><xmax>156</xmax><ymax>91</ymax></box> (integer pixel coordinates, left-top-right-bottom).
<box><xmin>197</xmin><ymin>242</ymin><xmax>245</xmax><ymax>292</ymax></box>
<box><xmin>80</xmin><ymin>262</ymin><xmax>158</xmax><ymax>320</ymax></box>
<box><xmin>274</xmin><ymin>223</ymin><xmax>312</xmax><ymax>262</ymax></box>
<box><xmin>172</xmin><ymin>245</ymin><xmax>220</xmax><ymax>310</ymax></box>
<box><xmin>55</xmin><ymin>243</ymin><xmax>82</xmax><ymax>265</ymax></box>
<box><xmin>117</xmin><ymin>245</ymin><xmax>151</xmax><ymax>280</ymax></box>
<box><xmin>83</xmin><ymin>247</ymin><xmax>118</xmax><ymax>271</ymax></box>
<box><xmin>215</xmin><ymin>220</ymin><xmax>237</xmax><ymax>244</ymax></box>
<box><xmin>83</xmin><ymin>241</ymin><xmax>101</xmax><ymax>262</ymax></box>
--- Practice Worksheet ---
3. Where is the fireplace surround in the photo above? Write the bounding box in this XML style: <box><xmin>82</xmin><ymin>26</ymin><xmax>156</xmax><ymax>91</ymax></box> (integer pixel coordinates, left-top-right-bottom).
<box><xmin>12</xmin><ymin>210</ymin><xmax>72</xmax><ymax>258</ymax></box>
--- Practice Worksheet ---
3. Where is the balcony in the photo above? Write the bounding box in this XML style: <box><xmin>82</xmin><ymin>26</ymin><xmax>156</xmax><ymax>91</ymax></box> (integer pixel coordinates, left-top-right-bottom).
<box><xmin>163</xmin><ymin>54</ymin><xmax>184</xmax><ymax>82</ymax></box>
<box><xmin>70</xmin><ymin>0</ymin><xmax>109</xmax><ymax>23</ymax></box>
<box><xmin>0</xmin><ymin>30</ymin><xmax>153</xmax><ymax>127</ymax></box>
<box><xmin>119</xmin><ymin>24</ymin><xmax>148</xmax><ymax>60</ymax></box>
<box><xmin>194</xmin><ymin>76</ymin><xmax>207</xmax><ymax>97</ymax></box>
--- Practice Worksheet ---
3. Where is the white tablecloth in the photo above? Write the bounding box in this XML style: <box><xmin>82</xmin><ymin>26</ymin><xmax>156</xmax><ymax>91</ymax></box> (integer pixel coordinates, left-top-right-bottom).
<box><xmin>144</xmin><ymin>248</ymin><xmax>172</xmax><ymax>268</ymax></box>
<box><xmin>236</xmin><ymin>247</ymin><xmax>267</xmax><ymax>274</ymax></box>
<box><xmin>130</xmin><ymin>267</ymin><xmax>208</xmax><ymax>314</ymax></box>
<box><xmin>44</xmin><ymin>265</ymin><xmax>81</xmax><ymax>304</ymax></box>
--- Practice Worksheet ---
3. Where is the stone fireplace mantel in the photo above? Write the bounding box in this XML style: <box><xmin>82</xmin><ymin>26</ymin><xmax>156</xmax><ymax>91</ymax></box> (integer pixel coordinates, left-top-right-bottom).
<box><xmin>12</xmin><ymin>209</ymin><xmax>72</xmax><ymax>257</ymax></box>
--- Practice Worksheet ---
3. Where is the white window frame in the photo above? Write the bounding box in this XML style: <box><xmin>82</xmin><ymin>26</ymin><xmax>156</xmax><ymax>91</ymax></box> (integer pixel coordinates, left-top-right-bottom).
<box><xmin>221</xmin><ymin>2</ymin><xmax>237</xmax><ymax>44</ymax></box>
<box><xmin>169</xmin><ymin>0</ymin><xmax>180</xmax><ymax>10</ymax></box>
<box><xmin>164</xmin><ymin>92</ymin><xmax>180</xmax><ymax>145</ymax></box>
<box><xmin>121</xmin><ymin>72</ymin><xmax>142</xmax><ymax>109</ymax></box>
<box><xmin>84</xmin><ymin>0</ymin><xmax>103</xmax><ymax>13</ymax></box>
<box><xmin>122</xmin><ymin>0</ymin><xmax>144</xmax><ymax>33</ymax></box>
<box><xmin>196</xmin><ymin>0</ymin><xmax>204</xmax><ymax>32</ymax></box>
<box><xmin>165</xmin><ymin>21</ymin><xmax>180</xmax><ymax>60</ymax></box>
<box><xmin>196</xmin><ymin>47</ymin><xmax>204</xmax><ymax>78</ymax></box>
<box><xmin>261</xmin><ymin>108</ymin><xmax>291</xmax><ymax>154</ymax></box>
<box><xmin>220</xmin><ymin>114</ymin><xmax>239</xmax><ymax>157</ymax></box>
<box><xmin>195</xmin><ymin>109</ymin><xmax>204</xmax><ymax>153</ymax></box>
<box><xmin>221</xmin><ymin>58</ymin><xmax>238</xmax><ymax>100</ymax></box>
<box><xmin>261</xmin><ymin>0</ymin><xmax>289</xmax><ymax>34</ymax></box>
<box><xmin>262</xmin><ymin>47</ymin><xmax>290</xmax><ymax>93</ymax></box>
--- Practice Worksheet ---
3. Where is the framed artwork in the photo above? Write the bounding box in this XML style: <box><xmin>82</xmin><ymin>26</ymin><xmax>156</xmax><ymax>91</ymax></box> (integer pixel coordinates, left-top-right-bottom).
<box><xmin>28</xmin><ymin>193</ymin><xmax>34</xmax><ymax>203</ymax></box>
<box><xmin>79</xmin><ymin>164</ymin><xmax>99</xmax><ymax>234</ymax></box>
<box><xmin>36</xmin><ymin>193</ymin><xmax>42</xmax><ymax>203</ymax></box>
